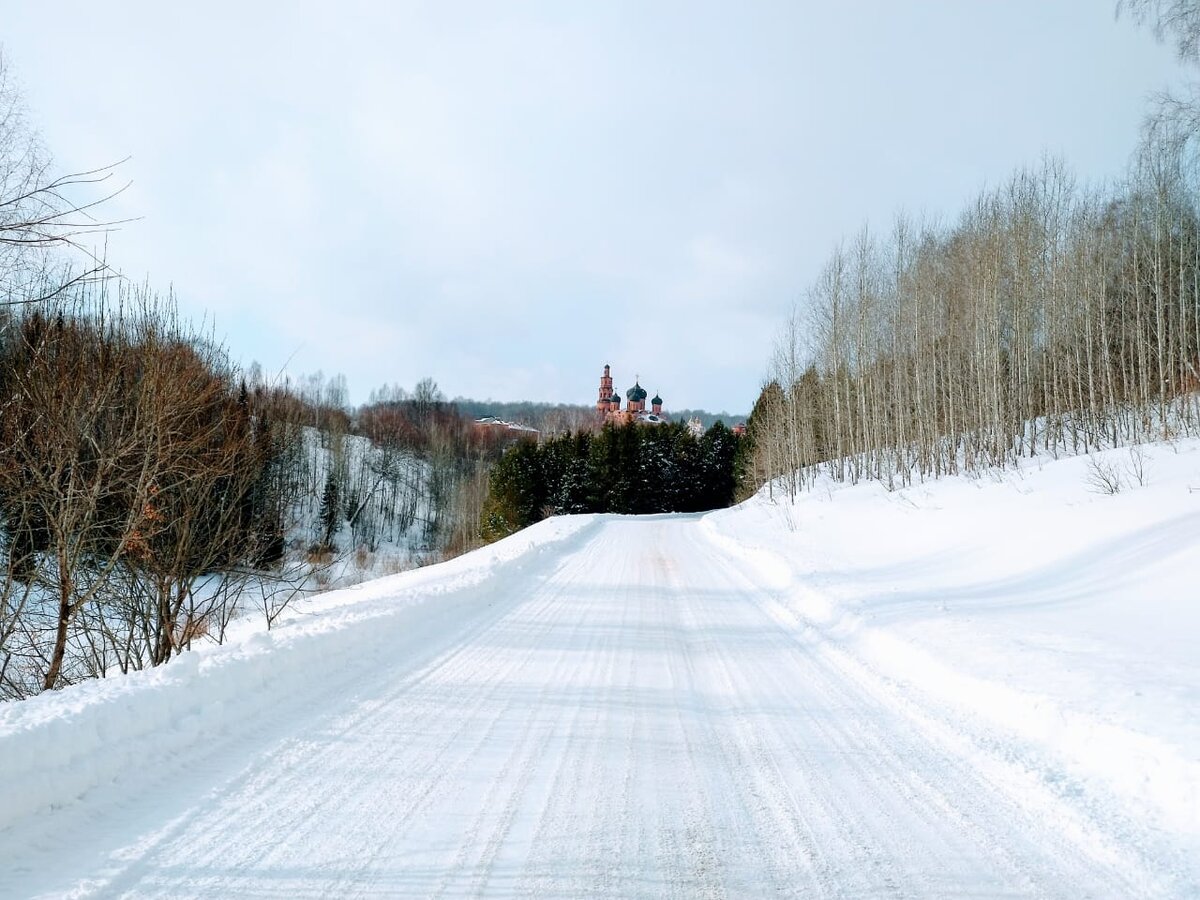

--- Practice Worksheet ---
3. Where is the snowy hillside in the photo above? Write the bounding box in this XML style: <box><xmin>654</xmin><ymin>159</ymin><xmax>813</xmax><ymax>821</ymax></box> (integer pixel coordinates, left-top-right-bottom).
<box><xmin>286</xmin><ymin>426</ymin><xmax>440</xmax><ymax>587</ymax></box>
<box><xmin>0</xmin><ymin>440</ymin><xmax>1196</xmax><ymax>896</ymax></box>
<box><xmin>706</xmin><ymin>438</ymin><xmax>1200</xmax><ymax>859</ymax></box>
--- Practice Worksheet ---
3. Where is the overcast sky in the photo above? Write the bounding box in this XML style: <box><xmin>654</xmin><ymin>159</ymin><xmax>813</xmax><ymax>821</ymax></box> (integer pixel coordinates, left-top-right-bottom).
<box><xmin>2</xmin><ymin>1</ymin><xmax>1189</xmax><ymax>414</ymax></box>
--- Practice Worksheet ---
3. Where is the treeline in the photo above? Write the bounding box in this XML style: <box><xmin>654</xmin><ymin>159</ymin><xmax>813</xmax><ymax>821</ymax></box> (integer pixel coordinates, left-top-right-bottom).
<box><xmin>449</xmin><ymin>398</ymin><xmax>596</xmax><ymax>436</ymax></box>
<box><xmin>338</xmin><ymin>380</ymin><xmax>529</xmax><ymax>558</ymax></box>
<box><xmin>451</xmin><ymin>397</ymin><xmax>749</xmax><ymax>435</ymax></box>
<box><xmin>481</xmin><ymin>421</ymin><xmax>739</xmax><ymax>540</ymax></box>
<box><xmin>188</xmin><ymin>372</ymin><xmax>527</xmax><ymax>579</ymax></box>
<box><xmin>744</xmin><ymin>97</ymin><xmax>1200</xmax><ymax>498</ymax></box>
<box><xmin>0</xmin><ymin>290</ymin><xmax>521</xmax><ymax>699</ymax></box>
<box><xmin>2</xmin><ymin>54</ymin><xmax>304</xmax><ymax>696</ymax></box>
<box><xmin>261</xmin><ymin>374</ymin><xmax>502</xmax><ymax>561</ymax></box>
<box><xmin>0</xmin><ymin>289</ymin><xmax>299</xmax><ymax>696</ymax></box>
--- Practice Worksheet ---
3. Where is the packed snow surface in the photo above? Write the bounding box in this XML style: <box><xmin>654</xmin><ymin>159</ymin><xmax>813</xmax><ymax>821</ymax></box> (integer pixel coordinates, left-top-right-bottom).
<box><xmin>1</xmin><ymin>440</ymin><xmax>1198</xmax><ymax>897</ymax></box>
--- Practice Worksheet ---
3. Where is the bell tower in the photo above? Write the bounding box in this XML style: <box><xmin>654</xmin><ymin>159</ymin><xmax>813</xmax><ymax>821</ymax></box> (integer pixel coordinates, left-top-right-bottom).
<box><xmin>597</xmin><ymin>364</ymin><xmax>616</xmax><ymax>414</ymax></box>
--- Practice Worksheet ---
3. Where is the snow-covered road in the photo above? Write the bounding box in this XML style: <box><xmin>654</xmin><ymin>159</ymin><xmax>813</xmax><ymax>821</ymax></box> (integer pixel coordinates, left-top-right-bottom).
<box><xmin>0</xmin><ymin>515</ymin><xmax>1185</xmax><ymax>897</ymax></box>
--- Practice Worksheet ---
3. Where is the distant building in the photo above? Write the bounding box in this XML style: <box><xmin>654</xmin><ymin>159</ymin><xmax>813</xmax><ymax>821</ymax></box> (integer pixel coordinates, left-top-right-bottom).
<box><xmin>596</xmin><ymin>364</ymin><xmax>667</xmax><ymax>426</ymax></box>
<box><xmin>474</xmin><ymin>416</ymin><xmax>539</xmax><ymax>440</ymax></box>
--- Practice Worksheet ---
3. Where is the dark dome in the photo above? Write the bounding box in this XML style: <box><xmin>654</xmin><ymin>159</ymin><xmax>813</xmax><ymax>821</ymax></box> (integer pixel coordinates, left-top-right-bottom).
<box><xmin>610</xmin><ymin>392</ymin><xmax>621</xmax><ymax>404</ymax></box>
<box><xmin>626</xmin><ymin>382</ymin><xmax>648</xmax><ymax>402</ymax></box>
<box><xmin>651</xmin><ymin>393</ymin><xmax>663</xmax><ymax>406</ymax></box>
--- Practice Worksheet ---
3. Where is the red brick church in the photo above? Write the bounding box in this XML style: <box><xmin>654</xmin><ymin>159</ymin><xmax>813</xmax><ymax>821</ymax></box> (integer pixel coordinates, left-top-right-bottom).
<box><xmin>596</xmin><ymin>364</ymin><xmax>666</xmax><ymax>425</ymax></box>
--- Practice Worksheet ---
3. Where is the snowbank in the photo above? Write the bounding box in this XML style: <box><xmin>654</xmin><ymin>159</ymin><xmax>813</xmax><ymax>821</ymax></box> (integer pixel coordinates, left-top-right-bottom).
<box><xmin>0</xmin><ymin>514</ymin><xmax>600</xmax><ymax>834</ymax></box>
<box><xmin>701</xmin><ymin>439</ymin><xmax>1200</xmax><ymax>836</ymax></box>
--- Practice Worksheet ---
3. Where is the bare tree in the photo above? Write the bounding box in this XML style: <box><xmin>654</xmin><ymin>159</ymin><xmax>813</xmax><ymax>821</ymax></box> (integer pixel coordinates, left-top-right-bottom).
<box><xmin>0</xmin><ymin>52</ymin><xmax>129</xmax><ymax>307</ymax></box>
<box><xmin>0</xmin><ymin>293</ymin><xmax>160</xmax><ymax>690</ymax></box>
<box><xmin>0</xmin><ymin>284</ymin><xmax>297</xmax><ymax>695</ymax></box>
<box><xmin>755</xmin><ymin>140</ymin><xmax>1199</xmax><ymax>502</ymax></box>
<box><xmin>1119</xmin><ymin>0</ymin><xmax>1200</xmax><ymax>63</ymax></box>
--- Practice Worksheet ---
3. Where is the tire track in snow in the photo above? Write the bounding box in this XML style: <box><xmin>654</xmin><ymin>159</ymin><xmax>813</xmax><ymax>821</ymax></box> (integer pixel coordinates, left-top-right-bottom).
<box><xmin>88</xmin><ymin>537</ymin><xmax>603</xmax><ymax>898</ymax></box>
<box><xmin>698</xmin><ymin>522</ymin><xmax>1171</xmax><ymax>897</ymax></box>
<box><xmin>512</xmin><ymin>549</ymin><xmax>636</xmax><ymax>897</ymax></box>
<box><xmin>434</xmin><ymin>578</ymin><xmax>599</xmax><ymax>898</ymax></box>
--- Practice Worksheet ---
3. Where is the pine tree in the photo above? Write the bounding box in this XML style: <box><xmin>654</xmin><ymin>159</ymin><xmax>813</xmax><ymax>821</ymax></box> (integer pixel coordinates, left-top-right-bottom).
<box><xmin>317</xmin><ymin>471</ymin><xmax>341</xmax><ymax>552</ymax></box>
<box><xmin>699</xmin><ymin>422</ymin><xmax>737</xmax><ymax>510</ymax></box>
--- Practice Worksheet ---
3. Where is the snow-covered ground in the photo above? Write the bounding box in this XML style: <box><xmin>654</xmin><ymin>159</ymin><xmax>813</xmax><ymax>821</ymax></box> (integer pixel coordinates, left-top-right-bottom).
<box><xmin>704</xmin><ymin>439</ymin><xmax>1200</xmax><ymax>846</ymax></box>
<box><xmin>288</xmin><ymin>426</ymin><xmax>441</xmax><ymax>588</ymax></box>
<box><xmin>0</xmin><ymin>440</ymin><xmax>1197</xmax><ymax>897</ymax></box>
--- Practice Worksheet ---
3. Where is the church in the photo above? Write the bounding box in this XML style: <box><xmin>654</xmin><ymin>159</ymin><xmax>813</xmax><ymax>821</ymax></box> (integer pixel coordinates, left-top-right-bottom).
<box><xmin>595</xmin><ymin>364</ymin><xmax>667</xmax><ymax>425</ymax></box>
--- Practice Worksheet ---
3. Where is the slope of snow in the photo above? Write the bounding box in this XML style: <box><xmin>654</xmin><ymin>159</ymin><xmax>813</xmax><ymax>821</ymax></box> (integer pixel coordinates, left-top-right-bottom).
<box><xmin>0</xmin><ymin>440</ymin><xmax>1197</xmax><ymax>897</ymax></box>
<box><xmin>289</xmin><ymin>426</ymin><xmax>440</xmax><ymax>587</ymax></box>
<box><xmin>705</xmin><ymin>438</ymin><xmax>1200</xmax><ymax>842</ymax></box>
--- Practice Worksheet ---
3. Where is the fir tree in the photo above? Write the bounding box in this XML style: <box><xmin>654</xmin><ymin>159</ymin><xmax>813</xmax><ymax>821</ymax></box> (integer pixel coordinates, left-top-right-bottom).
<box><xmin>317</xmin><ymin>471</ymin><xmax>341</xmax><ymax>551</ymax></box>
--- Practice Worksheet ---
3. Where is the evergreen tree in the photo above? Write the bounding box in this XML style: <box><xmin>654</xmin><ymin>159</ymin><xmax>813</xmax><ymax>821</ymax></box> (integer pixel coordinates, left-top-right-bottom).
<box><xmin>317</xmin><ymin>471</ymin><xmax>341</xmax><ymax>551</ymax></box>
<box><xmin>479</xmin><ymin>420</ymin><xmax>741</xmax><ymax>543</ymax></box>
<box><xmin>555</xmin><ymin>431</ymin><xmax>594</xmax><ymax>513</ymax></box>
<box><xmin>699</xmin><ymin>422</ymin><xmax>738</xmax><ymax>510</ymax></box>
<box><xmin>480</xmin><ymin>439</ymin><xmax>544</xmax><ymax>540</ymax></box>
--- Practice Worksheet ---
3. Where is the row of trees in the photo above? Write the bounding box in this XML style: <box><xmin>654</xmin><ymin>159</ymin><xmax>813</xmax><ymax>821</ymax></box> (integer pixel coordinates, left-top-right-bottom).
<box><xmin>311</xmin><ymin>378</ymin><xmax>529</xmax><ymax>559</ymax></box>
<box><xmin>0</xmin><ymin>289</ymin><xmax>298</xmax><ymax>697</ymax></box>
<box><xmin>450</xmin><ymin>398</ymin><xmax>748</xmax><ymax>437</ymax></box>
<box><xmin>742</xmin><ymin>6</ymin><xmax>1200</xmax><ymax>498</ymax></box>
<box><xmin>0</xmin><ymin>292</ymin><xmax>526</xmax><ymax>699</ymax></box>
<box><xmin>745</xmin><ymin>146</ymin><xmax>1199</xmax><ymax>497</ymax></box>
<box><xmin>481</xmin><ymin>422</ymin><xmax>739</xmax><ymax>540</ymax></box>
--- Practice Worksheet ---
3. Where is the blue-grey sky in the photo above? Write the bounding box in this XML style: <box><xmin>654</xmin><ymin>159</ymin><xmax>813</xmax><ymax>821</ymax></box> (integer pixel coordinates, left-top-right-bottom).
<box><xmin>1</xmin><ymin>2</ymin><xmax>1188</xmax><ymax>413</ymax></box>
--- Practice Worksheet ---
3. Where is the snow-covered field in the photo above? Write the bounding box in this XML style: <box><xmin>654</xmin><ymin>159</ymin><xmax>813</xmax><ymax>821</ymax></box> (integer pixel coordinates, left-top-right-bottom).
<box><xmin>1</xmin><ymin>440</ymin><xmax>1197</xmax><ymax>897</ymax></box>
<box><xmin>705</xmin><ymin>439</ymin><xmax>1200</xmax><ymax>839</ymax></box>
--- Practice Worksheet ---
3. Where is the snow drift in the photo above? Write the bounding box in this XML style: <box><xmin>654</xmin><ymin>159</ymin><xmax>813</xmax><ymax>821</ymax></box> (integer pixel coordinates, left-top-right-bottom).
<box><xmin>704</xmin><ymin>438</ymin><xmax>1200</xmax><ymax>838</ymax></box>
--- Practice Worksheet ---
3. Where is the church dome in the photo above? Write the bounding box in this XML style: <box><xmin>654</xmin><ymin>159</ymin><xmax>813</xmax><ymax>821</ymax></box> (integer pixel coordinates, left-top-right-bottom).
<box><xmin>610</xmin><ymin>392</ymin><xmax>621</xmax><ymax>404</ymax></box>
<box><xmin>651</xmin><ymin>393</ymin><xmax>663</xmax><ymax>406</ymax></box>
<box><xmin>626</xmin><ymin>382</ymin><xmax>648</xmax><ymax>403</ymax></box>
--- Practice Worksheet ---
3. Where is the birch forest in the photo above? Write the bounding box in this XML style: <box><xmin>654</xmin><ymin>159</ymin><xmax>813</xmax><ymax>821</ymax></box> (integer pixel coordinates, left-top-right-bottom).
<box><xmin>743</xmin><ymin>15</ymin><xmax>1200</xmax><ymax>498</ymax></box>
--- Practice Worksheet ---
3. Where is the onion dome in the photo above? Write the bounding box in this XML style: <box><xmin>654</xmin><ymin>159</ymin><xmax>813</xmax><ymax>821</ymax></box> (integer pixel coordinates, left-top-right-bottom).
<box><xmin>651</xmin><ymin>393</ymin><xmax>663</xmax><ymax>406</ymax></box>
<box><xmin>626</xmin><ymin>382</ymin><xmax>648</xmax><ymax>403</ymax></box>
<box><xmin>610</xmin><ymin>392</ymin><xmax>621</xmax><ymax>404</ymax></box>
